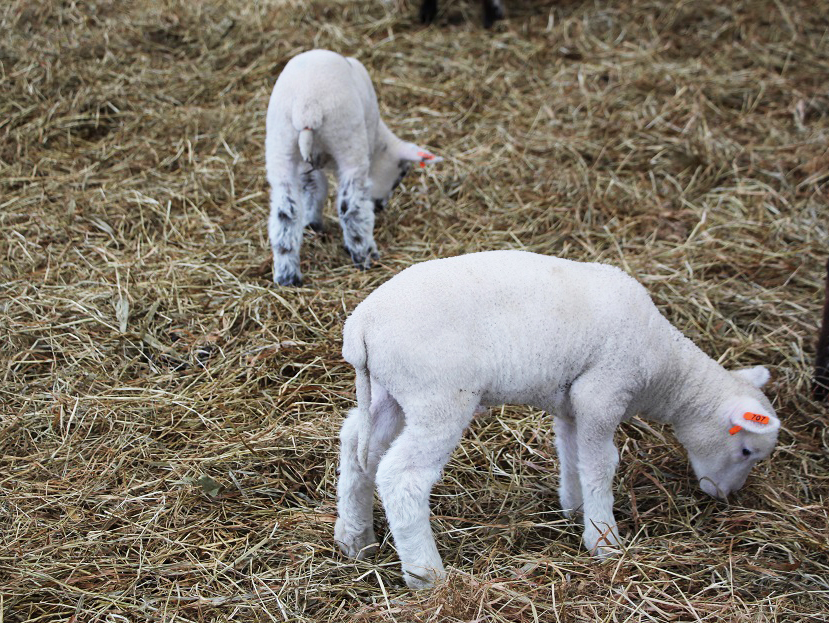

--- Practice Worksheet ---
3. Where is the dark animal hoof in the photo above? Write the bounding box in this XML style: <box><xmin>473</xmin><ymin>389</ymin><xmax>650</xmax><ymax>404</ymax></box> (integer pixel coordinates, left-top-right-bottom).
<box><xmin>275</xmin><ymin>273</ymin><xmax>303</xmax><ymax>287</ymax></box>
<box><xmin>348</xmin><ymin>249</ymin><xmax>379</xmax><ymax>271</ymax></box>
<box><xmin>350</xmin><ymin>254</ymin><xmax>370</xmax><ymax>271</ymax></box>
<box><xmin>308</xmin><ymin>221</ymin><xmax>325</xmax><ymax>235</ymax></box>
<box><xmin>482</xmin><ymin>0</ymin><xmax>504</xmax><ymax>28</ymax></box>
<box><xmin>420</xmin><ymin>0</ymin><xmax>437</xmax><ymax>23</ymax></box>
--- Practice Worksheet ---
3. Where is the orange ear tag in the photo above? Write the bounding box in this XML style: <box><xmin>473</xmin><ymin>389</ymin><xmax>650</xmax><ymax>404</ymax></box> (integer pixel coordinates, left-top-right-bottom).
<box><xmin>729</xmin><ymin>425</ymin><xmax>742</xmax><ymax>435</ymax></box>
<box><xmin>417</xmin><ymin>151</ymin><xmax>434</xmax><ymax>167</ymax></box>
<box><xmin>743</xmin><ymin>412</ymin><xmax>770</xmax><ymax>425</ymax></box>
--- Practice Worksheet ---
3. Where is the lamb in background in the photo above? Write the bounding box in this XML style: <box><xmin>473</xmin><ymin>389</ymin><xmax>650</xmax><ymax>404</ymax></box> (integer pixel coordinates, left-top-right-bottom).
<box><xmin>335</xmin><ymin>251</ymin><xmax>780</xmax><ymax>589</ymax></box>
<box><xmin>813</xmin><ymin>258</ymin><xmax>829</xmax><ymax>401</ymax></box>
<box><xmin>265</xmin><ymin>49</ymin><xmax>442</xmax><ymax>286</ymax></box>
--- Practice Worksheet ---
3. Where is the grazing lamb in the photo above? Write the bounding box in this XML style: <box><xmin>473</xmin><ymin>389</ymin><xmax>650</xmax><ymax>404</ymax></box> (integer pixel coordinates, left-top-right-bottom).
<box><xmin>265</xmin><ymin>49</ymin><xmax>442</xmax><ymax>286</ymax></box>
<box><xmin>813</xmin><ymin>258</ymin><xmax>829</xmax><ymax>401</ymax></box>
<box><xmin>419</xmin><ymin>0</ymin><xmax>505</xmax><ymax>27</ymax></box>
<box><xmin>335</xmin><ymin>251</ymin><xmax>780</xmax><ymax>589</ymax></box>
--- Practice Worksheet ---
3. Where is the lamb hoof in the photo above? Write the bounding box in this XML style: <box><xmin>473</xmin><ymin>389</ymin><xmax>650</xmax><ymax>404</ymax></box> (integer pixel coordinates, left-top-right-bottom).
<box><xmin>593</xmin><ymin>543</ymin><xmax>623</xmax><ymax>559</ymax></box>
<box><xmin>559</xmin><ymin>489</ymin><xmax>583</xmax><ymax>519</ymax></box>
<box><xmin>275</xmin><ymin>272</ymin><xmax>303</xmax><ymax>287</ymax></box>
<box><xmin>308</xmin><ymin>221</ymin><xmax>325</xmax><ymax>235</ymax></box>
<box><xmin>420</xmin><ymin>0</ymin><xmax>437</xmax><ymax>23</ymax></box>
<box><xmin>335</xmin><ymin>519</ymin><xmax>378</xmax><ymax>560</ymax></box>
<box><xmin>403</xmin><ymin>565</ymin><xmax>445</xmax><ymax>590</ymax></box>
<box><xmin>482</xmin><ymin>1</ymin><xmax>504</xmax><ymax>28</ymax></box>
<box><xmin>584</xmin><ymin>525</ymin><xmax>622</xmax><ymax>559</ymax></box>
<box><xmin>347</xmin><ymin>247</ymin><xmax>379</xmax><ymax>271</ymax></box>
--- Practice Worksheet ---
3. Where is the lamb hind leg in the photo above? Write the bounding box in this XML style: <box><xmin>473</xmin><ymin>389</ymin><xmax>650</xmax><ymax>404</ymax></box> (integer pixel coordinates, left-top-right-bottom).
<box><xmin>376</xmin><ymin>396</ymin><xmax>477</xmax><ymax>589</ymax></box>
<box><xmin>300</xmin><ymin>165</ymin><xmax>328</xmax><ymax>234</ymax></box>
<box><xmin>336</xmin><ymin>383</ymin><xmax>404</xmax><ymax>559</ymax></box>
<box><xmin>554</xmin><ymin>415</ymin><xmax>583</xmax><ymax>518</ymax></box>
<box><xmin>336</xmin><ymin>171</ymin><xmax>378</xmax><ymax>269</ymax></box>
<box><xmin>268</xmin><ymin>181</ymin><xmax>304</xmax><ymax>286</ymax></box>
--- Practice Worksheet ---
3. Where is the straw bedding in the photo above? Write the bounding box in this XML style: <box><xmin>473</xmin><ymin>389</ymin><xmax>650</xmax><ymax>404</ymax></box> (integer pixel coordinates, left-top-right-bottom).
<box><xmin>1</xmin><ymin>0</ymin><xmax>828</xmax><ymax>620</ymax></box>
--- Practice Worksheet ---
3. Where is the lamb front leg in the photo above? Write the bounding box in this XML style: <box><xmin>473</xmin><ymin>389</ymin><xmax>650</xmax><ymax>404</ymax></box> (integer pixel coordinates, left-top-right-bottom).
<box><xmin>577</xmin><ymin>431</ymin><xmax>621</xmax><ymax>557</ymax></box>
<box><xmin>570</xmin><ymin>381</ymin><xmax>624</xmax><ymax>557</ymax></box>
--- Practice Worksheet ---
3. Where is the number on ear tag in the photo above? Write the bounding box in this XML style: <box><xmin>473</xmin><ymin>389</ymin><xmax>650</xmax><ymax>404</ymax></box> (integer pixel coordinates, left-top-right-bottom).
<box><xmin>743</xmin><ymin>412</ymin><xmax>770</xmax><ymax>425</ymax></box>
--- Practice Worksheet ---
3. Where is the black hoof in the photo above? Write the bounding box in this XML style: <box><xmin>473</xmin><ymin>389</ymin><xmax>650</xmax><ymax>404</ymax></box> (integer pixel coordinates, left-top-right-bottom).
<box><xmin>420</xmin><ymin>0</ymin><xmax>437</xmax><ymax>23</ymax></box>
<box><xmin>275</xmin><ymin>273</ymin><xmax>303</xmax><ymax>287</ymax></box>
<box><xmin>482</xmin><ymin>1</ymin><xmax>504</xmax><ymax>28</ymax></box>
<box><xmin>348</xmin><ymin>249</ymin><xmax>379</xmax><ymax>271</ymax></box>
<box><xmin>308</xmin><ymin>221</ymin><xmax>325</xmax><ymax>235</ymax></box>
<box><xmin>350</xmin><ymin>255</ymin><xmax>370</xmax><ymax>271</ymax></box>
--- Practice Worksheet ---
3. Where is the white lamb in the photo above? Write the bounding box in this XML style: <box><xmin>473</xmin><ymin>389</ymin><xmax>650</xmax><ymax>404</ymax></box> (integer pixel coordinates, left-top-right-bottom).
<box><xmin>265</xmin><ymin>49</ymin><xmax>442</xmax><ymax>286</ymax></box>
<box><xmin>334</xmin><ymin>250</ymin><xmax>780</xmax><ymax>589</ymax></box>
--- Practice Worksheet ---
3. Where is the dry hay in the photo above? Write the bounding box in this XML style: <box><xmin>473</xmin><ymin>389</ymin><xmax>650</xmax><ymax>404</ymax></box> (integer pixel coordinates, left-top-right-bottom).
<box><xmin>1</xmin><ymin>0</ymin><xmax>828</xmax><ymax>621</ymax></box>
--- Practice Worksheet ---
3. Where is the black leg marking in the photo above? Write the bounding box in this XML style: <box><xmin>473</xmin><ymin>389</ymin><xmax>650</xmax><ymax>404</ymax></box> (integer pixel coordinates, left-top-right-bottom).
<box><xmin>269</xmin><ymin>186</ymin><xmax>303</xmax><ymax>287</ymax></box>
<box><xmin>277</xmin><ymin>196</ymin><xmax>297</xmax><ymax>222</ymax></box>
<box><xmin>301</xmin><ymin>171</ymin><xmax>316</xmax><ymax>192</ymax></box>
<box><xmin>392</xmin><ymin>161</ymin><xmax>411</xmax><ymax>193</ymax></box>
<box><xmin>300</xmin><ymin>168</ymin><xmax>326</xmax><ymax>232</ymax></box>
<box><xmin>374</xmin><ymin>161</ymin><xmax>410</xmax><ymax>213</ymax></box>
<box><xmin>337</xmin><ymin>174</ymin><xmax>378</xmax><ymax>271</ymax></box>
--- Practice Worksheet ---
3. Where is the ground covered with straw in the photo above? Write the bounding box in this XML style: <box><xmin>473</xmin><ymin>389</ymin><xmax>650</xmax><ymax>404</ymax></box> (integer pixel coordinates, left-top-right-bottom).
<box><xmin>2</xmin><ymin>0</ymin><xmax>828</xmax><ymax>620</ymax></box>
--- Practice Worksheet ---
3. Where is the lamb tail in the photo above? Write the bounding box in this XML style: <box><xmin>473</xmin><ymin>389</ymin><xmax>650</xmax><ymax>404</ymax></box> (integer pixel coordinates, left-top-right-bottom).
<box><xmin>298</xmin><ymin>128</ymin><xmax>314</xmax><ymax>163</ymax></box>
<box><xmin>342</xmin><ymin>312</ymin><xmax>373</xmax><ymax>471</ymax></box>
<box><xmin>292</xmin><ymin>98</ymin><xmax>322</xmax><ymax>163</ymax></box>
<box><xmin>354</xmin><ymin>365</ymin><xmax>373</xmax><ymax>471</ymax></box>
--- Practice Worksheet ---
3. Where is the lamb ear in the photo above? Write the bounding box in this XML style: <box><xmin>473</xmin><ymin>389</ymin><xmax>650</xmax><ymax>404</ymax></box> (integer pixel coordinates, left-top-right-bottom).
<box><xmin>396</xmin><ymin>141</ymin><xmax>443</xmax><ymax>166</ymax></box>
<box><xmin>731</xmin><ymin>366</ymin><xmax>771</xmax><ymax>388</ymax></box>
<box><xmin>729</xmin><ymin>409</ymin><xmax>780</xmax><ymax>435</ymax></box>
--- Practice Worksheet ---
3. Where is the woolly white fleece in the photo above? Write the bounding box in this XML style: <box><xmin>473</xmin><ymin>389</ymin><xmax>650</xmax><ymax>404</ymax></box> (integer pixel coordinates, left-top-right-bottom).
<box><xmin>335</xmin><ymin>250</ymin><xmax>780</xmax><ymax>589</ymax></box>
<box><xmin>265</xmin><ymin>49</ymin><xmax>442</xmax><ymax>286</ymax></box>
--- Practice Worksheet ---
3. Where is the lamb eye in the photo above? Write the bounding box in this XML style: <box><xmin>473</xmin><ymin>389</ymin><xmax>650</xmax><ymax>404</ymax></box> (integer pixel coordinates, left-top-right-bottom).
<box><xmin>742</xmin><ymin>448</ymin><xmax>752</xmax><ymax>457</ymax></box>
